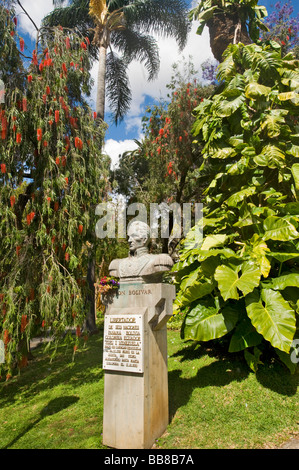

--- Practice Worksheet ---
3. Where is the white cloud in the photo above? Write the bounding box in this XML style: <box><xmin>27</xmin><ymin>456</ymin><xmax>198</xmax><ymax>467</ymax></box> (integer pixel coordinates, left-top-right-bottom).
<box><xmin>103</xmin><ymin>139</ymin><xmax>139</xmax><ymax>169</ymax></box>
<box><xmin>15</xmin><ymin>0</ymin><xmax>56</xmax><ymax>39</ymax></box>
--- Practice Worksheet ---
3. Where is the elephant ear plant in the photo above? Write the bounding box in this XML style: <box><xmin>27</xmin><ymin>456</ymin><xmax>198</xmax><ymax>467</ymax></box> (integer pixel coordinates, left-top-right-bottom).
<box><xmin>173</xmin><ymin>41</ymin><xmax>299</xmax><ymax>373</ymax></box>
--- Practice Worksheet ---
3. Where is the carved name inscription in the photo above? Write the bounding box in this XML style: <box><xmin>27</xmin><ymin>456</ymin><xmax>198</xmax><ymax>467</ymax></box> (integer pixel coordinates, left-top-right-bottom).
<box><xmin>103</xmin><ymin>314</ymin><xmax>144</xmax><ymax>373</ymax></box>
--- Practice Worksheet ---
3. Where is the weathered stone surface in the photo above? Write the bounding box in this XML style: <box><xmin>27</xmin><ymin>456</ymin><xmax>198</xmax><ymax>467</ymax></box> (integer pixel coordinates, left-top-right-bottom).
<box><xmin>102</xmin><ymin>221</ymin><xmax>175</xmax><ymax>449</ymax></box>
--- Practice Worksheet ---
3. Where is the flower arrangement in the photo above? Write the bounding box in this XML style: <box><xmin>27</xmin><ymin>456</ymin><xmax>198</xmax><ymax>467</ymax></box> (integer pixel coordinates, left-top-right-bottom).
<box><xmin>97</xmin><ymin>276</ymin><xmax>120</xmax><ymax>294</ymax></box>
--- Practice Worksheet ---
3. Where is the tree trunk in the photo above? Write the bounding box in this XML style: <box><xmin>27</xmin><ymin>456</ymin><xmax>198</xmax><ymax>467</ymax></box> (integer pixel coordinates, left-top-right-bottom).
<box><xmin>207</xmin><ymin>13</ymin><xmax>251</xmax><ymax>62</ymax></box>
<box><xmin>85</xmin><ymin>254</ymin><xmax>97</xmax><ymax>333</ymax></box>
<box><xmin>96</xmin><ymin>43</ymin><xmax>108</xmax><ymax>120</ymax></box>
<box><xmin>85</xmin><ymin>31</ymin><xmax>109</xmax><ymax>332</ymax></box>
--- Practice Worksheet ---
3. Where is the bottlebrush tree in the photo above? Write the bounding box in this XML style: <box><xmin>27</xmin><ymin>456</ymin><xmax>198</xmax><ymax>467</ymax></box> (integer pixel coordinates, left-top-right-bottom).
<box><xmin>0</xmin><ymin>5</ymin><xmax>110</xmax><ymax>380</ymax></box>
<box><xmin>115</xmin><ymin>62</ymin><xmax>215</xmax><ymax>210</ymax></box>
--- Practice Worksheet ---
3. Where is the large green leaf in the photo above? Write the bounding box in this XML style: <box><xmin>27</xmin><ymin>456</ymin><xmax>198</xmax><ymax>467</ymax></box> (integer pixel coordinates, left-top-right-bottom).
<box><xmin>291</xmin><ymin>163</ymin><xmax>299</xmax><ymax>191</ymax></box>
<box><xmin>267</xmin><ymin>252</ymin><xmax>299</xmax><ymax>262</ymax></box>
<box><xmin>263</xmin><ymin>216</ymin><xmax>299</xmax><ymax>241</ymax></box>
<box><xmin>215</xmin><ymin>261</ymin><xmax>261</xmax><ymax>301</ymax></box>
<box><xmin>229</xmin><ymin>316</ymin><xmax>263</xmax><ymax>352</ymax></box>
<box><xmin>245</xmin><ymin>81</ymin><xmax>271</xmax><ymax>99</ymax></box>
<box><xmin>182</xmin><ymin>298</ymin><xmax>239</xmax><ymax>341</ymax></box>
<box><xmin>225</xmin><ymin>186</ymin><xmax>256</xmax><ymax>207</ymax></box>
<box><xmin>262</xmin><ymin>273</ymin><xmax>299</xmax><ymax>290</ymax></box>
<box><xmin>201</xmin><ymin>234</ymin><xmax>228</xmax><ymax>250</ymax></box>
<box><xmin>254</xmin><ymin>145</ymin><xmax>286</xmax><ymax>168</ymax></box>
<box><xmin>177</xmin><ymin>270</ymin><xmax>215</xmax><ymax>307</ymax></box>
<box><xmin>245</xmin><ymin>288</ymin><xmax>296</xmax><ymax>353</ymax></box>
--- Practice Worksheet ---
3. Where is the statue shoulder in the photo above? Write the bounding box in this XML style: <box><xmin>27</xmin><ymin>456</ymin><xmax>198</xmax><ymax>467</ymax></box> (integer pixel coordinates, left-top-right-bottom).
<box><xmin>152</xmin><ymin>253</ymin><xmax>173</xmax><ymax>268</ymax></box>
<box><xmin>108</xmin><ymin>258</ymin><xmax>122</xmax><ymax>277</ymax></box>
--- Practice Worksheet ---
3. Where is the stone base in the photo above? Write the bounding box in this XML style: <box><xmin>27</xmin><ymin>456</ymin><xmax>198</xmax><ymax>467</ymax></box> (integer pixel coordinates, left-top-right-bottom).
<box><xmin>102</xmin><ymin>282</ymin><xmax>175</xmax><ymax>449</ymax></box>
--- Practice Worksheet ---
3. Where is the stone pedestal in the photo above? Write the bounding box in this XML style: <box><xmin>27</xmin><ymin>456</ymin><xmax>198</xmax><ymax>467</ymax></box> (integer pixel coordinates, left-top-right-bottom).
<box><xmin>102</xmin><ymin>282</ymin><xmax>175</xmax><ymax>449</ymax></box>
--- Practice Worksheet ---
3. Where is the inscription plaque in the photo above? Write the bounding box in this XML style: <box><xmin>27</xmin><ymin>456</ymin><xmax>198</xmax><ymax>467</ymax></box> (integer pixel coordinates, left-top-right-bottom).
<box><xmin>103</xmin><ymin>314</ymin><xmax>144</xmax><ymax>373</ymax></box>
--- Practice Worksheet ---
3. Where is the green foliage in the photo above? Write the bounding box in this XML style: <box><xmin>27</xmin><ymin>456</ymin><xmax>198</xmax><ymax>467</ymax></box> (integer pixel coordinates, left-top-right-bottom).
<box><xmin>114</xmin><ymin>60</ymin><xmax>215</xmax><ymax>206</ymax></box>
<box><xmin>190</xmin><ymin>0</ymin><xmax>269</xmax><ymax>40</ymax></box>
<box><xmin>0</xmin><ymin>6</ymin><xmax>110</xmax><ymax>380</ymax></box>
<box><xmin>173</xmin><ymin>42</ymin><xmax>299</xmax><ymax>372</ymax></box>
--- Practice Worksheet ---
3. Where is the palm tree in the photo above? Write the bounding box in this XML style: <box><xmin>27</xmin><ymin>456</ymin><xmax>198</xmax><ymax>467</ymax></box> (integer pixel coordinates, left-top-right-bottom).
<box><xmin>189</xmin><ymin>0</ymin><xmax>269</xmax><ymax>62</ymax></box>
<box><xmin>44</xmin><ymin>0</ymin><xmax>191</xmax><ymax>123</ymax></box>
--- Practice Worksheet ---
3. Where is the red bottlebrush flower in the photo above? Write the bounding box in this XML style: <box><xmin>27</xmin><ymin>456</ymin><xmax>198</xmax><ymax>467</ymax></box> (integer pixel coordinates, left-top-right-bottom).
<box><xmin>65</xmin><ymin>252</ymin><xmax>69</xmax><ymax>262</ymax></box>
<box><xmin>21</xmin><ymin>314</ymin><xmax>28</xmax><ymax>332</ymax></box>
<box><xmin>46</xmin><ymin>86</ymin><xmax>51</xmax><ymax>95</ymax></box>
<box><xmin>75</xmin><ymin>137</ymin><xmax>83</xmax><ymax>150</ymax></box>
<box><xmin>47</xmin><ymin>196</ymin><xmax>51</xmax><ymax>203</ymax></box>
<box><xmin>157</xmin><ymin>147</ymin><xmax>161</xmax><ymax>155</ymax></box>
<box><xmin>10</xmin><ymin>31</ymin><xmax>14</xmax><ymax>37</ymax></box>
<box><xmin>54</xmin><ymin>201</ymin><xmax>59</xmax><ymax>211</ymax></box>
<box><xmin>16</xmin><ymin>245</ymin><xmax>21</xmax><ymax>257</ymax></box>
<box><xmin>65</xmin><ymin>37</ymin><xmax>71</xmax><ymax>49</ymax></box>
<box><xmin>55</xmin><ymin>157</ymin><xmax>60</xmax><ymax>165</ymax></box>
<box><xmin>1</xmin><ymin>129</ymin><xmax>6</xmax><ymax>140</ymax></box>
<box><xmin>3</xmin><ymin>329</ymin><xmax>10</xmax><ymax>346</ymax></box>
<box><xmin>1</xmin><ymin>163</ymin><xmax>6</xmax><ymax>173</ymax></box>
<box><xmin>43</xmin><ymin>140</ymin><xmax>48</xmax><ymax>147</ymax></box>
<box><xmin>32</xmin><ymin>50</ymin><xmax>38</xmax><ymax>66</ymax></box>
<box><xmin>13</xmin><ymin>17</ymin><xmax>17</xmax><ymax>26</ymax></box>
<box><xmin>39</xmin><ymin>63</ymin><xmax>44</xmax><ymax>73</ymax></box>
<box><xmin>19</xmin><ymin>37</ymin><xmax>25</xmax><ymax>52</ymax></box>
<box><xmin>85</xmin><ymin>37</ymin><xmax>90</xmax><ymax>45</ymax></box>
<box><xmin>93</xmin><ymin>111</ymin><xmax>97</xmax><ymax>120</ymax></box>
<box><xmin>55</xmin><ymin>110</ymin><xmax>59</xmax><ymax>123</ymax></box>
<box><xmin>80</xmin><ymin>41</ymin><xmax>87</xmax><ymax>50</ymax></box>
<box><xmin>22</xmin><ymin>98</ymin><xmax>27</xmax><ymax>111</ymax></box>
<box><xmin>10</xmin><ymin>195</ymin><xmax>16</xmax><ymax>207</ymax></box>
<box><xmin>42</xmin><ymin>94</ymin><xmax>47</xmax><ymax>104</ymax></box>
<box><xmin>70</xmin><ymin>61</ymin><xmax>74</xmax><ymax>67</ymax></box>
<box><xmin>286</xmin><ymin>35</ymin><xmax>290</xmax><ymax>41</ymax></box>
<box><xmin>62</xmin><ymin>243</ymin><xmax>66</xmax><ymax>251</ymax></box>
<box><xmin>62</xmin><ymin>63</ymin><xmax>67</xmax><ymax>74</ymax></box>
<box><xmin>42</xmin><ymin>320</ymin><xmax>46</xmax><ymax>327</ymax></box>
<box><xmin>281</xmin><ymin>40</ymin><xmax>286</xmax><ymax>46</ymax></box>
<box><xmin>49</xmin><ymin>120</ymin><xmax>53</xmax><ymax>126</ymax></box>
<box><xmin>159</xmin><ymin>128</ymin><xmax>164</xmax><ymax>136</ymax></box>
<box><xmin>61</xmin><ymin>156</ymin><xmax>67</xmax><ymax>166</ymax></box>
<box><xmin>37</xmin><ymin>128</ymin><xmax>42</xmax><ymax>141</ymax></box>
<box><xmin>28</xmin><ymin>75</ymin><xmax>33</xmax><ymax>83</ymax></box>
<box><xmin>65</xmin><ymin>177</ymin><xmax>69</xmax><ymax>185</ymax></box>
<box><xmin>76</xmin><ymin>325</ymin><xmax>81</xmax><ymax>337</ymax></box>
<box><xmin>78</xmin><ymin>224</ymin><xmax>83</xmax><ymax>234</ymax></box>
<box><xmin>26</xmin><ymin>211</ymin><xmax>35</xmax><ymax>225</ymax></box>
<box><xmin>179</xmin><ymin>136</ymin><xmax>183</xmax><ymax>142</ymax></box>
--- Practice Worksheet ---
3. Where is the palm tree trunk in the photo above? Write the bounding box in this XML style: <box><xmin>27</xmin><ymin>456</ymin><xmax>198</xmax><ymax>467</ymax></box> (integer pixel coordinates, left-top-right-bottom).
<box><xmin>85</xmin><ymin>29</ymin><xmax>109</xmax><ymax>333</ymax></box>
<box><xmin>96</xmin><ymin>44</ymin><xmax>107</xmax><ymax>120</ymax></box>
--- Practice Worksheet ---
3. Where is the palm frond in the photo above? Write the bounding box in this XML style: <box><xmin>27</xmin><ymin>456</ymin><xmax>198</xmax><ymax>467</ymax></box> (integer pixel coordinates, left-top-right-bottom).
<box><xmin>105</xmin><ymin>50</ymin><xmax>132</xmax><ymax>124</ymax></box>
<box><xmin>112</xmin><ymin>29</ymin><xmax>160</xmax><ymax>80</ymax></box>
<box><xmin>123</xmin><ymin>0</ymin><xmax>191</xmax><ymax>50</ymax></box>
<box><xmin>44</xmin><ymin>0</ymin><xmax>92</xmax><ymax>29</ymax></box>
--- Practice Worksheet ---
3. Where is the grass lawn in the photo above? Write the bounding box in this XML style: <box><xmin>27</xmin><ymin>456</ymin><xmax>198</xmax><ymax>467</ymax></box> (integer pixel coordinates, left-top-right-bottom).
<box><xmin>0</xmin><ymin>327</ymin><xmax>298</xmax><ymax>449</ymax></box>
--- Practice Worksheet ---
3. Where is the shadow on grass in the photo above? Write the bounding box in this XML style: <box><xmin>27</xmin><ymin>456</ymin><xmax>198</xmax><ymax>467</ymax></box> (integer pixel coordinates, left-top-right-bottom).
<box><xmin>0</xmin><ymin>331</ymin><xmax>104</xmax><ymax>408</ymax></box>
<box><xmin>168</xmin><ymin>340</ymin><xmax>299</xmax><ymax>422</ymax></box>
<box><xmin>2</xmin><ymin>396</ymin><xmax>80</xmax><ymax>449</ymax></box>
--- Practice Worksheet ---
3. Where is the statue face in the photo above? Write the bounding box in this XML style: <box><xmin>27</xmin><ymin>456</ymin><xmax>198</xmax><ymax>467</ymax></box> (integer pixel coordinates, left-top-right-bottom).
<box><xmin>127</xmin><ymin>223</ymin><xmax>149</xmax><ymax>253</ymax></box>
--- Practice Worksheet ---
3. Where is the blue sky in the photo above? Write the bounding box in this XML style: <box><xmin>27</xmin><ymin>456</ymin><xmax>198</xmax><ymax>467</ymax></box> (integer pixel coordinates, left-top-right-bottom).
<box><xmin>14</xmin><ymin>0</ymin><xmax>299</xmax><ymax>167</ymax></box>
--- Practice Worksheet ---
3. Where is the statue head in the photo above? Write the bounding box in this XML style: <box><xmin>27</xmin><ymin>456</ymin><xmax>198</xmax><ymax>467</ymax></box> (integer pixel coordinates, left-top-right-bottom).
<box><xmin>127</xmin><ymin>220</ymin><xmax>150</xmax><ymax>254</ymax></box>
